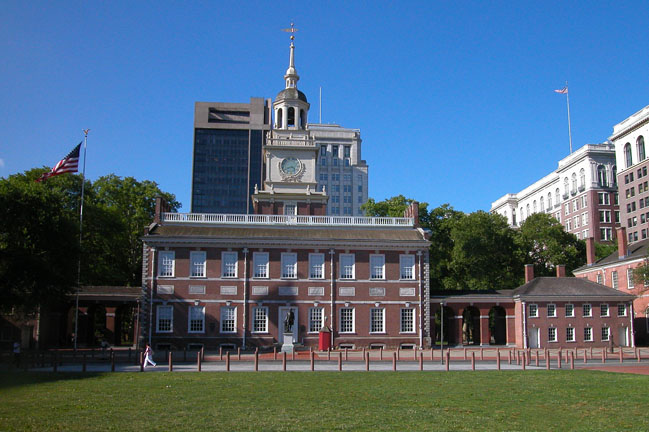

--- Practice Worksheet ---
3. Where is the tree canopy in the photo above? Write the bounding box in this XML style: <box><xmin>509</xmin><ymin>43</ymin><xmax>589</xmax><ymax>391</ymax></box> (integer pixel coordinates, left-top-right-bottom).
<box><xmin>0</xmin><ymin>169</ymin><xmax>179</xmax><ymax>312</ymax></box>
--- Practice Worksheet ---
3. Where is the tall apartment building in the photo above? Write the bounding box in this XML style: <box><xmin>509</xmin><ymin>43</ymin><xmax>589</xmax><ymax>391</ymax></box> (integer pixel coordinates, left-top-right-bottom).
<box><xmin>191</xmin><ymin>98</ymin><xmax>271</xmax><ymax>213</ymax></box>
<box><xmin>609</xmin><ymin>105</ymin><xmax>649</xmax><ymax>244</ymax></box>
<box><xmin>491</xmin><ymin>143</ymin><xmax>619</xmax><ymax>242</ymax></box>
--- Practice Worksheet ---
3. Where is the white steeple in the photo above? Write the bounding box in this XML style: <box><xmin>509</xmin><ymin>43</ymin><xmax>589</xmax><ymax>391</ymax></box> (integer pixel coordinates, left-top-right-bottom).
<box><xmin>274</xmin><ymin>23</ymin><xmax>309</xmax><ymax>130</ymax></box>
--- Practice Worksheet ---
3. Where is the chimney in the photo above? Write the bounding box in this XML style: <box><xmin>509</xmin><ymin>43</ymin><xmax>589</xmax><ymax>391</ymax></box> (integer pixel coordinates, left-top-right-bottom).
<box><xmin>617</xmin><ymin>227</ymin><xmax>628</xmax><ymax>258</ymax></box>
<box><xmin>154</xmin><ymin>196</ymin><xmax>169</xmax><ymax>224</ymax></box>
<box><xmin>524</xmin><ymin>264</ymin><xmax>534</xmax><ymax>283</ymax></box>
<box><xmin>404</xmin><ymin>201</ymin><xmax>420</xmax><ymax>227</ymax></box>
<box><xmin>556</xmin><ymin>264</ymin><xmax>566</xmax><ymax>278</ymax></box>
<box><xmin>586</xmin><ymin>237</ymin><xmax>596</xmax><ymax>265</ymax></box>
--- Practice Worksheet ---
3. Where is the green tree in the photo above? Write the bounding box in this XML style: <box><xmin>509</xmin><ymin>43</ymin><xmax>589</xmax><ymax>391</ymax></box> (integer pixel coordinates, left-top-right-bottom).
<box><xmin>92</xmin><ymin>175</ymin><xmax>179</xmax><ymax>285</ymax></box>
<box><xmin>516</xmin><ymin>213</ymin><xmax>586</xmax><ymax>277</ymax></box>
<box><xmin>445</xmin><ymin>211</ymin><xmax>522</xmax><ymax>290</ymax></box>
<box><xmin>361</xmin><ymin>195</ymin><xmax>429</xmax><ymax>226</ymax></box>
<box><xmin>595</xmin><ymin>242</ymin><xmax>617</xmax><ymax>261</ymax></box>
<box><xmin>427</xmin><ymin>204</ymin><xmax>465</xmax><ymax>290</ymax></box>
<box><xmin>0</xmin><ymin>171</ymin><xmax>79</xmax><ymax>311</ymax></box>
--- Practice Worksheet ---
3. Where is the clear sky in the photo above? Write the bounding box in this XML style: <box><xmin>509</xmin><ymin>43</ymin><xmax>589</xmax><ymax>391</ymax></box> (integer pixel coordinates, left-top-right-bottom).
<box><xmin>2</xmin><ymin>1</ymin><xmax>648</xmax><ymax>213</ymax></box>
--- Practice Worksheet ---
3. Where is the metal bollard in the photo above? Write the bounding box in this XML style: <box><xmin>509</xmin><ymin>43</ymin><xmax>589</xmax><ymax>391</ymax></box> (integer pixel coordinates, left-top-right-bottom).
<box><xmin>471</xmin><ymin>351</ymin><xmax>475</xmax><ymax>371</ymax></box>
<box><xmin>254</xmin><ymin>350</ymin><xmax>259</xmax><ymax>372</ymax></box>
<box><xmin>557</xmin><ymin>352</ymin><xmax>562</xmax><ymax>369</ymax></box>
<box><xmin>327</xmin><ymin>348</ymin><xmax>331</xmax><ymax>361</ymax></box>
<box><xmin>365</xmin><ymin>352</ymin><xmax>369</xmax><ymax>371</ymax></box>
<box><xmin>570</xmin><ymin>352</ymin><xmax>574</xmax><ymax>370</ymax></box>
<box><xmin>584</xmin><ymin>350</ymin><xmax>587</xmax><ymax>364</ymax></box>
<box><xmin>219</xmin><ymin>347</ymin><xmax>223</xmax><ymax>361</ymax></box>
<box><xmin>522</xmin><ymin>352</ymin><xmax>526</xmax><ymax>371</ymax></box>
<box><xmin>445</xmin><ymin>351</ymin><xmax>450</xmax><ymax>371</ymax></box>
<box><xmin>282</xmin><ymin>352</ymin><xmax>287</xmax><ymax>372</ymax></box>
<box><xmin>310</xmin><ymin>351</ymin><xmax>315</xmax><ymax>372</ymax></box>
<box><xmin>497</xmin><ymin>351</ymin><xmax>501</xmax><ymax>370</ymax></box>
<box><xmin>226</xmin><ymin>352</ymin><xmax>230</xmax><ymax>371</ymax></box>
<box><xmin>619</xmin><ymin>348</ymin><xmax>623</xmax><ymax>364</ymax></box>
<box><xmin>140</xmin><ymin>352</ymin><xmax>144</xmax><ymax>372</ymax></box>
<box><xmin>508</xmin><ymin>350</ymin><xmax>512</xmax><ymax>364</ymax></box>
<box><xmin>392</xmin><ymin>352</ymin><xmax>397</xmax><ymax>371</ymax></box>
<box><xmin>168</xmin><ymin>351</ymin><xmax>173</xmax><ymax>372</ymax></box>
<box><xmin>419</xmin><ymin>352</ymin><xmax>423</xmax><ymax>371</ymax></box>
<box><xmin>338</xmin><ymin>352</ymin><xmax>342</xmax><ymax>371</ymax></box>
<box><xmin>464</xmin><ymin>348</ymin><xmax>467</xmax><ymax>361</ymax></box>
<box><xmin>345</xmin><ymin>348</ymin><xmax>348</xmax><ymax>361</ymax></box>
<box><xmin>237</xmin><ymin>347</ymin><xmax>241</xmax><ymax>361</ymax></box>
<box><xmin>480</xmin><ymin>348</ymin><xmax>484</xmax><ymax>361</ymax></box>
<box><xmin>546</xmin><ymin>352</ymin><xmax>550</xmax><ymax>370</ymax></box>
<box><xmin>111</xmin><ymin>351</ymin><xmax>115</xmax><ymax>372</ymax></box>
<box><xmin>602</xmin><ymin>348</ymin><xmax>606</xmax><ymax>364</ymax></box>
<box><xmin>273</xmin><ymin>346</ymin><xmax>277</xmax><ymax>361</ymax></box>
<box><xmin>380</xmin><ymin>346</ymin><xmax>383</xmax><ymax>361</ymax></box>
<box><xmin>197</xmin><ymin>352</ymin><xmax>201</xmax><ymax>372</ymax></box>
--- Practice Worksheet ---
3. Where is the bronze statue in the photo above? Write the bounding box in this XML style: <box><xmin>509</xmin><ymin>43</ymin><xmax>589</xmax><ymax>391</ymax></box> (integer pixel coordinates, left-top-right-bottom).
<box><xmin>284</xmin><ymin>309</ymin><xmax>295</xmax><ymax>333</ymax></box>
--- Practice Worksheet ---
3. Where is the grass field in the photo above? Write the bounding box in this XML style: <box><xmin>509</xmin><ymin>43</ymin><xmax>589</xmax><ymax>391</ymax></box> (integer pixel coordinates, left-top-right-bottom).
<box><xmin>1</xmin><ymin>371</ymin><xmax>648</xmax><ymax>431</ymax></box>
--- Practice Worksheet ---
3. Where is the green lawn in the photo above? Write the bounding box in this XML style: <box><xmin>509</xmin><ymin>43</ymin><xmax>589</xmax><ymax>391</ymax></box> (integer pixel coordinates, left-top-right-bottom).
<box><xmin>0</xmin><ymin>371</ymin><xmax>647</xmax><ymax>431</ymax></box>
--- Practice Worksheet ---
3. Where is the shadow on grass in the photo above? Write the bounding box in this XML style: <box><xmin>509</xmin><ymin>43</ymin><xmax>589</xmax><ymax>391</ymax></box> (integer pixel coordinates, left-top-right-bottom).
<box><xmin>0</xmin><ymin>371</ymin><xmax>110</xmax><ymax>391</ymax></box>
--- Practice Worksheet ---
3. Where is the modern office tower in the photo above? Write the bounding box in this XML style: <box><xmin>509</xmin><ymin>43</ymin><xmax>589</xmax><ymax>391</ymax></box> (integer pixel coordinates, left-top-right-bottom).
<box><xmin>191</xmin><ymin>98</ymin><xmax>271</xmax><ymax>213</ymax></box>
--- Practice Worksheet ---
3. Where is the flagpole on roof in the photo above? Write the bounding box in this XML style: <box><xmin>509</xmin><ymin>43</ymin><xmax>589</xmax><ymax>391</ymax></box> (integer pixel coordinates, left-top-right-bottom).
<box><xmin>74</xmin><ymin>129</ymin><xmax>90</xmax><ymax>351</ymax></box>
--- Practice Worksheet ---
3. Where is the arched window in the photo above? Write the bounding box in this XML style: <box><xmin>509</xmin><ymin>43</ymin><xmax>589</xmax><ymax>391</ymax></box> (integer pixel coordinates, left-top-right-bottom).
<box><xmin>564</xmin><ymin>178</ymin><xmax>569</xmax><ymax>196</ymax></box>
<box><xmin>612</xmin><ymin>165</ymin><xmax>617</xmax><ymax>186</ymax></box>
<box><xmin>526</xmin><ymin>204</ymin><xmax>530</xmax><ymax>218</ymax></box>
<box><xmin>625</xmin><ymin>143</ymin><xmax>633</xmax><ymax>168</ymax></box>
<box><xmin>555</xmin><ymin>188</ymin><xmax>560</xmax><ymax>204</ymax></box>
<box><xmin>287</xmin><ymin>107</ymin><xmax>295</xmax><ymax>126</ymax></box>
<box><xmin>512</xmin><ymin>209</ymin><xmax>517</xmax><ymax>226</ymax></box>
<box><xmin>547</xmin><ymin>192</ymin><xmax>552</xmax><ymax>210</ymax></box>
<box><xmin>579</xmin><ymin>168</ymin><xmax>585</xmax><ymax>190</ymax></box>
<box><xmin>276</xmin><ymin>108</ymin><xmax>283</xmax><ymax>128</ymax></box>
<box><xmin>597</xmin><ymin>165</ymin><xmax>607</xmax><ymax>187</ymax></box>
<box><xmin>638</xmin><ymin>136</ymin><xmax>646</xmax><ymax>161</ymax></box>
<box><xmin>300</xmin><ymin>109</ymin><xmax>306</xmax><ymax>128</ymax></box>
<box><xmin>539</xmin><ymin>196</ymin><xmax>544</xmax><ymax>213</ymax></box>
<box><xmin>533</xmin><ymin>200</ymin><xmax>537</xmax><ymax>213</ymax></box>
<box><xmin>520</xmin><ymin>207</ymin><xmax>524</xmax><ymax>222</ymax></box>
<box><xmin>571</xmin><ymin>173</ymin><xmax>577</xmax><ymax>193</ymax></box>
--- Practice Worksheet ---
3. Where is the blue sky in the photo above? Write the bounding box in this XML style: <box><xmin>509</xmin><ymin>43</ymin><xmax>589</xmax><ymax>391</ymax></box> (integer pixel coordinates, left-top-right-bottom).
<box><xmin>2</xmin><ymin>1</ymin><xmax>648</xmax><ymax>213</ymax></box>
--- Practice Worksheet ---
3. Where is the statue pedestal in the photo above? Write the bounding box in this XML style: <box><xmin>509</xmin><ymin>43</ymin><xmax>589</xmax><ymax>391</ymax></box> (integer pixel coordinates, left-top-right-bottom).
<box><xmin>281</xmin><ymin>332</ymin><xmax>294</xmax><ymax>353</ymax></box>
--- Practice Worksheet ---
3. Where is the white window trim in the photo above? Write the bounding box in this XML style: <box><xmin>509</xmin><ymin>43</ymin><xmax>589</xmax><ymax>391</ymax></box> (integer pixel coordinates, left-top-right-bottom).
<box><xmin>158</xmin><ymin>251</ymin><xmax>175</xmax><ymax>278</ymax></box>
<box><xmin>339</xmin><ymin>307</ymin><xmax>355</xmax><ymax>333</ymax></box>
<box><xmin>369</xmin><ymin>254</ymin><xmax>385</xmax><ymax>280</ymax></box>
<box><xmin>281</xmin><ymin>252</ymin><xmax>298</xmax><ymax>279</ymax></box>
<box><xmin>188</xmin><ymin>306</ymin><xmax>205</xmax><ymax>334</ymax></box>
<box><xmin>252</xmin><ymin>306</ymin><xmax>269</xmax><ymax>333</ymax></box>
<box><xmin>221</xmin><ymin>251</ymin><xmax>238</xmax><ymax>278</ymax></box>
<box><xmin>584</xmin><ymin>327</ymin><xmax>593</xmax><ymax>342</ymax></box>
<box><xmin>583</xmin><ymin>303</ymin><xmax>592</xmax><ymax>317</ymax></box>
<box><xmin>566</xmin><ymin>327</ymin><xmax>575</xmax><ymax>342</ymax></box>
<box><xmin>600</xmin><ymin>303</ymin><xmax>609</xmax><ymax>317</ymax></box>
<box><xmin>529</xmin><ymin>304</ymin><xmax>538</xmax><ymax>318</ymax></box>
<box><xmin>308</xmin><ymin>307</ymin><xmax>324</xmax><ymax>333</ymax></box>
<box><xmin>400</xmin><ymin>308</ymin><xmax>416</xmax><ymax>334</ymax></box>
<box><xmin>309</xmin><ymin>253</ymin><xmax>325</xmax><ymax>280</ymax></box>
<box><xmin>369</xmin><ymin>308</ymin><xmax>386</xmax><ymax>334</ymax></box>
<box><xmin>627</xmin><ymin>268</ymin><xmax>635</xmax><ymax>289</ymax></box>
<box><xmin>190</xmin><ymin>251</ymin><xmax>206</xmax><ymax>278</ymax></box>
<box><xmin>565</xmin><ymin>304</ymin><xmax>574</xmax><ymax>318</ymax></box>
<box><xmin>220</xmin><ymin>306</ymin><xmax>237</xmax><ymax>334</ymax></box>
<box><xmin>617</xmin><ymin>303</ymin><xmax>627</xmax><ymax>317</ymax></box>
<box><xmin>548</xmin><ymin>327</ymin><xmax>557</xmax><ymax>343</ymax></box>
<box><xmin>252</xmin><ymin>252</ymin><xmax>269</xmax><ymax>279</ymax></box>
<box><xmin>547</xmin><ymin>303</ymin><xmax>557</xmax><ymax>318</ymax></box>
<box><xmin>400</xmin><ymin>254</ymin><xmax>416</xmax><ymax>280</ymax></box>
<box><xmin>156</xmin><ymin>305</ymin><xmax>173</xmax><ymax>333</ymax></box>
<box><xmin>601</xmin><ymin>326</ymin><xmax>610</xmax><ymax>341</ymax></box>
<box><xmin>340</xmin><ymin>254</ymin><xmax>355</xmax><ymax>280</ymax></box>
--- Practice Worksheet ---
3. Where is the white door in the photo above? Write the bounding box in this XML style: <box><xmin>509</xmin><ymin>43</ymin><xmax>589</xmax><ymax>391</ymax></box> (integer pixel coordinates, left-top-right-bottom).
<box><xmin>618</xmin><ymin>327</ymin><xmax>628</xmax><ymax>347</ymax></box>
<box><xmin>528</xmin><ymin>328</ymin><xmax>539</xmax><ymax>348</ymax></box>
<box><xmin>279</xmin><ymin>307</ymin><xmax>298</xmax><ymax>344</ymax></box>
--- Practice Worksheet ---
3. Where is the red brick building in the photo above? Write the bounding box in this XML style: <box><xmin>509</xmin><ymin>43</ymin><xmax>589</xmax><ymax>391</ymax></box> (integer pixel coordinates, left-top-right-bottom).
<box><xmin>573</xmin><ymin>228</ymin><xmax>649</xmax><ymax>344</ymax></box>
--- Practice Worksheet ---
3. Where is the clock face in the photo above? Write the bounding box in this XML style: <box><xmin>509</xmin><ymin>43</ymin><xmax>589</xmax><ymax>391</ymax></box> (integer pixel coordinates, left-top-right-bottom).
<box><xmin>280</xmin><ymin>157</ymin><xmax>301</xmax><ymax>175</ymax></box>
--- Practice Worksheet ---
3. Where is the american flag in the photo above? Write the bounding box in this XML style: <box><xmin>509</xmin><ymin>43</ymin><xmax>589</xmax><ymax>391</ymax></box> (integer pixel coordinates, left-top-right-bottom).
<box><xmin>554</xmin><ymin>86</ymin><xmax>568</xmax><ymax>94</ymax></box>
<box><xmin>36</xmin><ymin>142</ymin><xmax>82</xmax><ymax>182</ymax></box>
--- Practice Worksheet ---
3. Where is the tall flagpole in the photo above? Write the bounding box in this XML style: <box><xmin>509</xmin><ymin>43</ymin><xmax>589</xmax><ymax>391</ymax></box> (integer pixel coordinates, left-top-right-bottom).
<box><xmin>74</xmin><ymin>129</ymin><xmax>90</xmax><ymax>350</ymax></box>
<box><xmin>565</xmin><ymin>81</ymin><xmax>573</xmax><ymax>154</ymax></box>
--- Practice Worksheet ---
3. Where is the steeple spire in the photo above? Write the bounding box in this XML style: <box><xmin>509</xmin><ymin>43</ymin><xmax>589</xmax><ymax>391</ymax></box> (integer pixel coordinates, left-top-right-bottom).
<box><xmin>282</xmin><ymin>23</ymin><xmax>299</xmax><ymax>89</ymax></box>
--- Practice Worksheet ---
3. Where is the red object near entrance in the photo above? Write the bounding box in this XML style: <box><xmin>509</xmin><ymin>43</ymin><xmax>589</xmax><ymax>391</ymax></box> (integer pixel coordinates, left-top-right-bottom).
<box><xmin>318</xmin><ymin>327</ymin><xmax>331</xmax><ymax>351</ymax></box>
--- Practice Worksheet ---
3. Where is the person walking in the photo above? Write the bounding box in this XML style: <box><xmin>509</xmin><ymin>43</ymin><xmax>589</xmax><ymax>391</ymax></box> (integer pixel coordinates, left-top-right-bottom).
<box><xmin>144</xmin><ymin>344</ymin><xmax>156</xmax><ymax>368</ymax></box>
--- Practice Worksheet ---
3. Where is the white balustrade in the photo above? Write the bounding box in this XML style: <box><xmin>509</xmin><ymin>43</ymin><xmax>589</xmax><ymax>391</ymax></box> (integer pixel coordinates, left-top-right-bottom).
<box><xmin>160</xmin><ymin>212</ymin><xmax>413</xmax><ymax>227</ymax></box>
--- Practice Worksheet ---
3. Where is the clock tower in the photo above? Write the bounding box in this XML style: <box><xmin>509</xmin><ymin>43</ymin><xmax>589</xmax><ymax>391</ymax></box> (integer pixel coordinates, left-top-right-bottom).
<box><xmin>252</xmin><ymin>26</ymin><xmax>328</xmax><ymax>216</ymax></box>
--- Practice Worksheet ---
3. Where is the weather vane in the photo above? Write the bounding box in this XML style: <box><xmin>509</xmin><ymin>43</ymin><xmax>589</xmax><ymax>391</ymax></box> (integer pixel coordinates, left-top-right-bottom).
<box><xmin>282</xmin><ymin>22</ymin><xmax>298</xmax><ymax>41</ymax></box>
